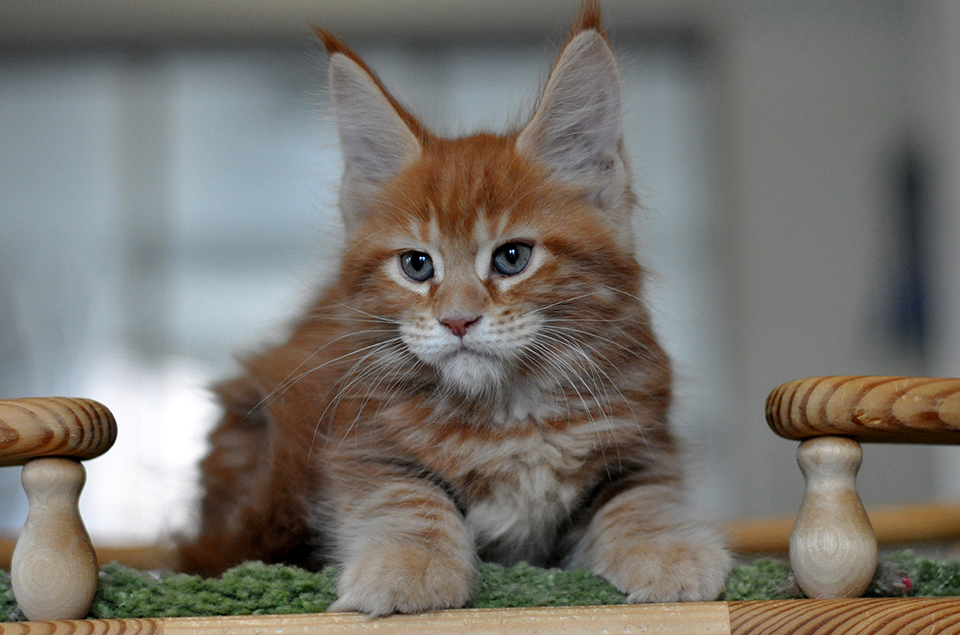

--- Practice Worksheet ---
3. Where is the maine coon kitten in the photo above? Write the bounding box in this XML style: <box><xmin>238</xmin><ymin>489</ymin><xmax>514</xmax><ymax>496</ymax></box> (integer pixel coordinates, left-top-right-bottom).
<box><xmin>178</xmin><ymin>0</ymin><xmax>731</xmax><ymax>615</ymax></box>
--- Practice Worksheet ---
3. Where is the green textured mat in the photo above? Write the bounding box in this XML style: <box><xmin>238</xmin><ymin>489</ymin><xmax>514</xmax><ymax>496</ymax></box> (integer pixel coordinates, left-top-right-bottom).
<box><xmin>1</xmin><ymin>553</ymin><xmax>956</xmax><ymax>622</ymax></box>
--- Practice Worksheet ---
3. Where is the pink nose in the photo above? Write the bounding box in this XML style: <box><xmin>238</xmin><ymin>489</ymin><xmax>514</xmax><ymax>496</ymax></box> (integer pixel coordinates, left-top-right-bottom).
<box><xmin>440</xmin><ymin>315</ymin><xmax>480</xmax><ymax>338</ymax></box>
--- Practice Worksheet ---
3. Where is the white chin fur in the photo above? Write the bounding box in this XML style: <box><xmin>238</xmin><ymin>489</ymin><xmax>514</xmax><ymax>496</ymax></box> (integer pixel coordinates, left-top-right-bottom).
<box><xmin>439</xmin><ymin>353</ymin><xmax>503</xmax><ymax>397</ymax></box>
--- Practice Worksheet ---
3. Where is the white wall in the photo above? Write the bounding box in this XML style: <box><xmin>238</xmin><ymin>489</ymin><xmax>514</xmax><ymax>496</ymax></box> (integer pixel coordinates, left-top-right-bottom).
<box><xmin>713</xmin><ymin>1</ymin><xmax>960</xmax><ymax>516</ymax></box>
<box><xmin>906</xmin><ymin>1</ymin><xmax>960</xmax><ymax>498</ymax></box>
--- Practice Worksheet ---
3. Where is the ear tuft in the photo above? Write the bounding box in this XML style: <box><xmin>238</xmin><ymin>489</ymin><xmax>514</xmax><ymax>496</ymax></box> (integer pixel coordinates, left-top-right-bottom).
<box><xmin>517</xmin><ymin>26</ymin><xmax>627</xmax><ymax>210</ymax></box>
<box><xmin>312</xmin><ymin>26</ymin><xmax>352</xmax><ymax>58</ymax></box>
<box><xmin>315</xmin><ymin>29</ymin><xmax>425</xmax><ymax>233</ymax></box>
<box><xmin>327</xmin><ymin>53</ymin><xmax>421</xmax><ymax>181</ymax></box>
<box><xmin>568</xmin><ymin>0</ymin><xmax>605</xmax><ymax>41</ymax></box>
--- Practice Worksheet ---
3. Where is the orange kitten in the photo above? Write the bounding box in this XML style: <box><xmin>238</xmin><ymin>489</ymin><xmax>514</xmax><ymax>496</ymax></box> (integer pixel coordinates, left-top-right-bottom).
<box><xmin>178</xmin><ymin>0</ymin><xmax>731</xmax><ymax>615</ymax></box>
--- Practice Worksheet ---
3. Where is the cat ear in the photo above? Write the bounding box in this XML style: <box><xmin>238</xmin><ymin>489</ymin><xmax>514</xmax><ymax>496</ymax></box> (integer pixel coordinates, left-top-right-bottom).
<box><xmin>517</xmin><ymin>26</ymin><xmax>627</xmax><ymax>210</ymax></box>
<box><xmin>314</xmin><ymin>28</ymin><xmax>423</xmax><ymax>233</ymax></box>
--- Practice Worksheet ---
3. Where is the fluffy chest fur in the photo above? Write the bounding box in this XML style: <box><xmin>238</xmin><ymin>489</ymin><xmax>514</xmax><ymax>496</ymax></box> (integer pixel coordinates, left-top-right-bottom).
<box><xmin>460</xmin><ymin>433</ymin><xmax>582</xmax><ymax>564</ymax></box>
<box><xmin>358</xmin><ymin>392</ymin><xmax>652</xmax><ymax>566</ymax></box>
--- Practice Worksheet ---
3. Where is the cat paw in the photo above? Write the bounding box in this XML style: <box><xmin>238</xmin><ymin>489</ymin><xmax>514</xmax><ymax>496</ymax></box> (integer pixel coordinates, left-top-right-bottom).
<box><xmin>598</xmin><ymin>525</ymin><xmax>732</xmax><ymax>603</ymax></box>
<box><xmin>329</xmin><ymin>544</ymin><xmax>475</xmax><ymax>616</ymax></box>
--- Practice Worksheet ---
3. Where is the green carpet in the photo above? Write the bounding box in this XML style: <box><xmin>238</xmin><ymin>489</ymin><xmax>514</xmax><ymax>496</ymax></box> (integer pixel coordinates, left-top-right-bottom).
<box><xmin>1</xmin><ymin>553</ymin><xmax>956</xmax><ymax>622</ymax></box>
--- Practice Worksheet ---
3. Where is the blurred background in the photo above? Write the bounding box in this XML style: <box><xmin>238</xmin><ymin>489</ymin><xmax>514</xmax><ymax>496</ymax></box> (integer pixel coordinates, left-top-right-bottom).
<box><xmin>1</xmin><ymin>0</ymin><xmax>960</xmax><ymax>547</ymax></box>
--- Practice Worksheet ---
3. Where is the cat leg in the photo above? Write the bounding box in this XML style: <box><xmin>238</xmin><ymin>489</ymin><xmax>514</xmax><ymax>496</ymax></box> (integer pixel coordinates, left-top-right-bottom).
<box><xmin>566</xmin><ymin>483</ymin><xmax>731</xmax><ymax>602</ymax></box>
<box><xmin>328</xmin><ymin>477</ymin><xmax>476</xmax><ymax>616</ymax></box>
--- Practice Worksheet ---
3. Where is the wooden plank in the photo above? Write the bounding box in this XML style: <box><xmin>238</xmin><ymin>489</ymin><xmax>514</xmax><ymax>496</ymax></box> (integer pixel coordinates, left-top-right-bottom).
<box><xmin>4</xmin><ymin>600</ymin><xmax>960</xmax><ymax>635</ymax></box>
<box><xmin>0</xmin><ymin>605</ymin><xmax>732</xmax><ymax>635</ymax></box>
<box><xmin>0</xmin><ymin>399</ymin><xmax>117</xmax><ymax>466</ymax></box>
<box><xmin>729</xmin><ymin>598</ymin><xmax>960</xmax><ymax>634</ymax></box>
<box><xmin>166</xmin><ymin>604</ymin><xmax>731</xmax><ymax>635</ymax></box>
<box><xmin>766</xmin><ymin>376</ymin><xmax>960</xmax><ymax>443</ymax></box>
<box><xmin>0</xmin><ymin>619</ymin><xmax>160</xmax><ymax>634</ymax></box>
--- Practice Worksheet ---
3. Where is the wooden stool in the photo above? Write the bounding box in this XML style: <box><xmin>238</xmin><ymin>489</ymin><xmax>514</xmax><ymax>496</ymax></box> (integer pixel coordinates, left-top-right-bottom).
<box><xmin>766</xmin><ymin>376</ymin><xmax>960</xmax><ymax>598</ymax></box>
<box><xmin>0</xmin><ymin>398</ymin><xmax>117</xmax><ymax>620</ymax></box>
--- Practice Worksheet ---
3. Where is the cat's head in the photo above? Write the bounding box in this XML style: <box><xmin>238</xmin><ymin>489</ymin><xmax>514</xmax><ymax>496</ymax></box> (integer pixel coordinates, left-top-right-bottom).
<box><xmin>316</xmin><ymin>1</ymin><xmax>656</xmax><ymax>404</ymax></box>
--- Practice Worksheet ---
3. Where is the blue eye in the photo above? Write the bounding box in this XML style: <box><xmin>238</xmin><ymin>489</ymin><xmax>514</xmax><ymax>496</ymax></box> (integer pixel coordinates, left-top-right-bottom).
<box><xmin>400</xmin><ymin>251</ymin><xmax>434</xmax><ymax>282</ymax></box>
<box><xmin>492</xmin><ymin>243</ymin><xmax>532</xmax><ymax>276</ymax></box>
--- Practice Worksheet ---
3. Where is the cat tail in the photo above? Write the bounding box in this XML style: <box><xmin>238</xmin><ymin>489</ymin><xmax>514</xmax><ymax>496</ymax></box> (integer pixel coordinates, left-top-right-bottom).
<box><xmin>177</xmin><ymin>375</ymin><xmax>314</xmax><ymax>576</ymax></box>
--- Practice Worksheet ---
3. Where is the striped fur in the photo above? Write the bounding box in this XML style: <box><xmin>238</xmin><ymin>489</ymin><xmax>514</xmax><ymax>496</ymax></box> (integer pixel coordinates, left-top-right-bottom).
<box><xmin>178</xmin><ymin>0</ymin><xmax>731</xmax><ymax>615</ymax></box>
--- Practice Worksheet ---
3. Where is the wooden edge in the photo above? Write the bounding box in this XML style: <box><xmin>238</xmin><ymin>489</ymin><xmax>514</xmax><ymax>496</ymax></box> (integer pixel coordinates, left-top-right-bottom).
<box><xmin>765</xmin><ymin>376</ymin><xmax>960</xmax><ymax>443</ymax></box>
<box><xmin>723</xmin><ymin>515</ymin><xmax>794</xmax><ymax>554</ymax></box>
<box><xmin>0</xmin><ymin>398</ymin><xmax>117</xmax><ymax>466</ymax></box>
<box><xmin>2</xmin><ymin>604</ymin><xmax>731</xmax><ymax>635</ymax></box>
<box><xmin>726</xmin><ymin>500</ymin><xmax>960</xmax><ymax>554</ymax></box>
<box><xmin>728</xmin><ymin>597</ymin><xmax>960</xmax><ymax>633</ymax></box>
<box><xmin>0</xmin><ymin>538</ymin><xmax>179</xmax><ymax>572</ymax></box>
<box><xmin>3</xmin><ymin>599</ymin><xmax>960</xmax><ymax>635</ymax></box>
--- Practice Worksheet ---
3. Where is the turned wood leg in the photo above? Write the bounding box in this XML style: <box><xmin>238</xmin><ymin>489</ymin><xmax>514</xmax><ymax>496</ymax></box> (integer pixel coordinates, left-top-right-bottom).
<box><xmin>765</xmin><ymin>376</ymin><xmax>957</xmax><ymax>598</ymax></box>
<box><xmin>789</xmin><ymin>436</ymin><xmax>877</xmax><ymax>598</ymax></box>
<box><xmin>0</xmin><ymin>397</ymin><xmax>117</xmax><ymax>620</ymax></box>
<box><xmin>11</xmin><ymin>458</ymin><xmax>99</xmax><ymax>621</ymax></box>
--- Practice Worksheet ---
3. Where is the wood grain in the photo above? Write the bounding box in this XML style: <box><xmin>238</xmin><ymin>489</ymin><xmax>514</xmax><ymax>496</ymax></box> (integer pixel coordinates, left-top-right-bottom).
<box><xmin>0</xmin><ymin>399</ymin><xmax>117</xmax><ymax>466</ymax></box>
<box><xmin>766</xmin><ymin>376</ymin><xmax>960</xmax><ymax>443</ymax></box>
<box><xmin>171</xmin><ymin>604</ymin><xmax>731</xmax><ymax>635</ymax></box>
<box><xmin>0</xmin><ymin>619</ymin><xmax>159</xmax><ymax>634</ymax></box>
<box><xmin>0</xmin><ymin>605</ymin><xmax>732</xmax><ymax>635</ymax></box>
<box><xmin>789</xmin><ymin>437</ymin><xmax>876</xmax><ymax>599</ymax></box>
<box><xmin>12</xmin><ymin>459</ymin><xmax>99</xmax><ymax>621</ymax></box>
<box><xmin>3</xmin><ymin>600</ymin><xmax>960</xmax><ymax>635</ymax></box>
<box><xmin>729</xmin><ymin>598</ymin><xmax>960</xmax><ymax>634</ymax></box>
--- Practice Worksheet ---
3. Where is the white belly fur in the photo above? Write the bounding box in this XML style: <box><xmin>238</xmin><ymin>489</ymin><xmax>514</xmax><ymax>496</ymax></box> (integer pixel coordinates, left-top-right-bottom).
<box><xmin>462</xmin><ymin>434</ymin><xmax>585</xmax><ymax>564</ymax></box>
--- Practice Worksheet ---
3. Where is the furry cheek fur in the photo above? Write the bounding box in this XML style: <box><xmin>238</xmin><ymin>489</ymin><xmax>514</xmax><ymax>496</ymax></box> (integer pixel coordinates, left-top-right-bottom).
<box><xmin>177</xmin><ymin>0</ymin><xmax>732</xmax><ymax>616</ymax></box>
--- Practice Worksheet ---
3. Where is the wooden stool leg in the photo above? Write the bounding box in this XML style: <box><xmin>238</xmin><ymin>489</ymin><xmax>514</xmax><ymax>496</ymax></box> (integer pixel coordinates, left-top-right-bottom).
<box><xmin>11</xmin><ymin>458</ymin><xmax>99</xmax><ymax>621</ymax></box>
<box><xmin>790</xmin><ymin>436</ymin><xmax>877</xmax><ymax>598</ymax></box>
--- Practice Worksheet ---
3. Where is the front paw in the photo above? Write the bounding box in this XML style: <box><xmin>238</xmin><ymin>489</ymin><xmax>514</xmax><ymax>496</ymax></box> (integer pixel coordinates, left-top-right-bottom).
<box><xmin>329</xmin><ymin>543</ymin><xmax>475</xmax><ymax>616</ymax></box>
<box><xmin>596</xmin><ymin>525</ymin><xmax>731</xmax><ymax>602</ymax></box>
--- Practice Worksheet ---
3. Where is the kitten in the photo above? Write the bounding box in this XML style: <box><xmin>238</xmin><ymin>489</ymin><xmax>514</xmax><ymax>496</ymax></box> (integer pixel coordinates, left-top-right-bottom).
<box><xmin>178</xmin><ymin>0</ymin><xmax>731</xmax><ymax>615</ymax></box>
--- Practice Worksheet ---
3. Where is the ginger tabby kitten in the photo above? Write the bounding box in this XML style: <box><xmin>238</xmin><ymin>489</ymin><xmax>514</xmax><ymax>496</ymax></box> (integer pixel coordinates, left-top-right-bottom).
<box><xmin>178</xmin><ymin>0</ymin><xmax>731</xmax><ymax>615</ymax></box>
